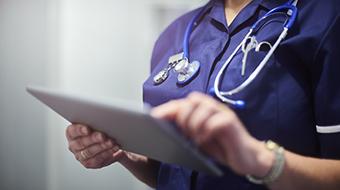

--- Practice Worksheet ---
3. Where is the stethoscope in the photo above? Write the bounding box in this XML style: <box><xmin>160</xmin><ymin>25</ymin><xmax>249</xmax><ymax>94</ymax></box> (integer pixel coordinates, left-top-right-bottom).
<box><xmin>153</xmin><ymin>0</ymin><xmax>298</xmax><ymax>109</ymax></box>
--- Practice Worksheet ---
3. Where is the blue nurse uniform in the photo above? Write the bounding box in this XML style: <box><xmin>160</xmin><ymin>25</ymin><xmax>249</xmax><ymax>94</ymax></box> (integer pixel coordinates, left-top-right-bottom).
<box><xmin>143</xmin><ymin>0</ymin><xmax>340</xmax><ymax>189</ymax></box>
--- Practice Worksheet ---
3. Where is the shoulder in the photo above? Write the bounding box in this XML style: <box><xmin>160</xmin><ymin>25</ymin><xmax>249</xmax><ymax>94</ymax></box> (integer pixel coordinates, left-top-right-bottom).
<box><xmin>288</xmin><ymin>0</ymin><xmax>340</xmax><ymax>64</ymax></box>
<box><xmin>298</xmin><ymin>0</ymin><xmax>339</xmax><ymax>24</ymax></box>
<box><xmin>150</xmin><ymin>7</ymin><xmax>203</xmax><ymax>71</ymax></box>
<box><xmin>300</xmin><ymin>0</ymin><xmax>340</xmax><ymax>55</ymax></box>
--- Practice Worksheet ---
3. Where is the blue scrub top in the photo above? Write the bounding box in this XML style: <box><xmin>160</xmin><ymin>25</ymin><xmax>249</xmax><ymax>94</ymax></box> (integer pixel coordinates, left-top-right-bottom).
<box><xmin>143</xmin><ymin>0</ymin><xmax>340</xmax><ymax>189</ymax></box>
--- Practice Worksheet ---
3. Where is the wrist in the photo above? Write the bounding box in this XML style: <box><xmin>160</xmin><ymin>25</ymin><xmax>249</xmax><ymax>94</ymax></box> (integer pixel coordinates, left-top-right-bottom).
<box><xmin>251</xmin><ymin>141</ymin><xmax>275</xmax><ymax>178</ymax></box>
<box><xmin>247</xmin><ymin>140</ymin><xmax>285</xmax><ymax>185</ymax></box>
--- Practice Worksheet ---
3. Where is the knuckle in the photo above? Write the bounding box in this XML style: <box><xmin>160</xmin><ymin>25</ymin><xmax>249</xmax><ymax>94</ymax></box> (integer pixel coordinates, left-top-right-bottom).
<box><xmin>203</xmin><ymin>102</ymin><xmax>217</xmax><ymax>111</ymax></box>
<box><xmin>76</xmin><ymin>139</ymin><xmax>85</xmax><ymax>150</ymax></box>
<box><xmin>168</xmin><ymin>99</ymin><xmax>179</xmax><ymax>105</ymax></box>
<box><xmin>223</xmin><ymin>111</ymin><xmax>237</xmax><ymax>123</ymax></box>
<box><xmin>88</xmin><ymin>158</ymin><xmax>102</xmax><ymax>169</ymax></box>
<box><xmin>190</xmin><ymin>93</ymin><xmax>214</xmax><ymax>107</ymax></box>
<box><xmin>83</xmin><ymin>159</ymin><xmax>100</xmax><ymax>169</ymax></box>
<box><xmin>100</xmin><ymin>142</ymin><xmax>108</xmax><ymax>150</ymax></box>
<box><xmin>216</xmin><ymin>116</ymin><xmax>234</xmax><ymax>128</ymax></box>
<box><xmin>82</xmin><ymin>160</ymin><xmax>93</xmax><ymax>168</ymax></box>
<box><xmin>70</xmin><ymin>140</ymin><xmax>82</xmax><ymax>152</ymax></box>
<box><xmin>204</xmin><ymin>97</ymin><xmax>218</xmax><ymax>107</ymax></box>
<box><xmin>188</xmin><ymin>91</ymin><xmax>201</xmax><ymax>98</ymax></box>
<box><xmin>93</xmin><ymin>132</ymin><xmax>104</xmax><ymax>141</ymax></box>
<box><xmin>75</xmin><ymin>154</ymin><xmax>81</xmax><ymax>161</ymax></box>
<box><xmin>187</xmin><ymin>92</ymin><xmax>202</xmax><ymax>103</ymax></box>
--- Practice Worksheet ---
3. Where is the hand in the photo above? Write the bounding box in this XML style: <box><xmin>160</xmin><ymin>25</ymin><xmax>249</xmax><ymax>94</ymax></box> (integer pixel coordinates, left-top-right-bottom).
<box><xmin>151</xmin><ymin>92</ymin><xmax>274</xmax><ymax>177</ymax></box>
<box><xmin>66</xmin><ymin>124</ymin><xmax>126</xmax><ymax>169</ymax></box>
<box><xmin>66</xmin><ymin>124</ymin><xmax>159</xmax><ymax>187</ymax></box>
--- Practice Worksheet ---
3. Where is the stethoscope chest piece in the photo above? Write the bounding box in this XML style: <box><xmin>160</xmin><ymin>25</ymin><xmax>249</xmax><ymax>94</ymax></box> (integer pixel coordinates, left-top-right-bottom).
<box><xmin>152</xmin><ymin>0</ymin><xmax>299</xmax><ymax>108</ymax></box>
<box><xmin>177</xmin><ymin>60</ymin><xmax>200</xmax><ymax>85</ymax></box>
<box><xmin>153</xmin><ymin>52</ymin><xmax>200</xmax><ymax>86</ymax></box>
<box><xmin>153</xmin><ymin>69</ymin><xmax>169</xmax><ymax>85</ymax></box>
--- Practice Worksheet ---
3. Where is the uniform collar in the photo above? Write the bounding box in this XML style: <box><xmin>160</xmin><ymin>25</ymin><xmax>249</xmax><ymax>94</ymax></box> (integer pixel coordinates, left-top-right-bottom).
<box><xmin>260</xmin><ymin>0</ymin><xmax>290</xmax><ymax>10</ymax></box>
<box><xmin>207</xmin><ymin>0</ymin><xmax>227</xmax><ymax>29</ymax></box>
<box><xmin>205</xmin><ymin>0</ymin><xmax>289</xmax><ymax>33</ymax></box>
<box><xmin>207</xmin><ymin>0</ymin><xmax>263</xmax><ymax>33</ymax></box>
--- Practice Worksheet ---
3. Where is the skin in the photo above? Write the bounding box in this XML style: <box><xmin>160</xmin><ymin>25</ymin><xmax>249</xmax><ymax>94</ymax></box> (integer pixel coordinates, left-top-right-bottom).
<box><xmin>152</xmin><ymin>93</ymin><xmax>340</xmax><ymax>190</ymax></box>
<box><xmin>66</xmin><ymin>92</ymin><xmax>340</xmax><ymax>189</ymax></box>
<box><xmin>66</xmin><ymin>124</ymin><xmax>159</xmax><ymax>187</ymax></box>
<box><xmin>66</xmin><ymin>0</ymin><xmax>340</xmax><ymax>189</ymax></box>
<box><xmin>224</xmin><ymin>0</ymin><xmax>252</xmax><ymax>25</ymax></box>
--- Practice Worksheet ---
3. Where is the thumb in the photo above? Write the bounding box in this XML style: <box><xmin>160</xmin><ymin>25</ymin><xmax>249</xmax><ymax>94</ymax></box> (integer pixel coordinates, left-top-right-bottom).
<box><xmin>113</xmin><ymin>150</ymin><xmax>127</xmax><ymax>162</ymax></box>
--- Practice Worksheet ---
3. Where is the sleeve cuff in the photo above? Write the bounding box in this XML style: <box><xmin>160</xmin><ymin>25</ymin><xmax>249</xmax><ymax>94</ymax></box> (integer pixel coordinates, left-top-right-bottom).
<box><xmin>316</xmin><ymin>124</ymin><xmax>340</xmax><ymax>134</ymax></box>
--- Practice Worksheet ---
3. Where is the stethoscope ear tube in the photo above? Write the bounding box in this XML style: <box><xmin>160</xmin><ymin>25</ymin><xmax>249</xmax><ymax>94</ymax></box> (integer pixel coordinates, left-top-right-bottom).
<box><xmin>183</xmin><ymin>7</ymin><xmax>210</xmax><ymax>61</ymax></box>
<box><xmin>153</xmin><ymin>0</ymin><xmax>298</xmax><ymax>109</ymax></box>
<box><xmin>212</xmin><ymin>24</ymin><xmax>289</xmax><ymax>108</ymax></box>
<box><xmin>251</xmin><ymin>4</ymin><xmax>298</xmax><ymax>30</ymax></box>
<box><xmin>285</xmin><ymin>6</ymin><xmax>298</xmax><ymax>28</ymax></box>
<box><xmin>209</xmin><ymin>88</ymin><xmax>246</xmax><ymax>109</ymax></box>
<box><xmin>211</xmin><ymin>2</ymin><xmax>297</xmax><ymax>109</ymax></box>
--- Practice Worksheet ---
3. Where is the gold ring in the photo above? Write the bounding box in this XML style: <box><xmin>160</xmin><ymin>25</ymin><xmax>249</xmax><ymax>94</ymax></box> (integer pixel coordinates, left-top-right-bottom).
<box><xmin>80</xmin><ymin>150</ymin><xmax>90</xmax><ymax>161</ymax></box>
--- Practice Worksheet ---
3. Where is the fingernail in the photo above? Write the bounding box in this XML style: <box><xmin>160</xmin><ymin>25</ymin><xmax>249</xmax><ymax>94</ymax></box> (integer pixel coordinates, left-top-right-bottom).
<box><xmin>81</xmin><ymin>127</ymin><xmax>88</xmax><ymax>135</ymax></box>
<box><xmin>96</xmin><ymin>133</ymin><xmax>104</xmax><ymax>141</ymax></box>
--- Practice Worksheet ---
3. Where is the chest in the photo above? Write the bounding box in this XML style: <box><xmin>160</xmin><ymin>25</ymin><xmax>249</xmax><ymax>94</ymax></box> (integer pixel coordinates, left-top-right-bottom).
<box><xmin>143</xmin><ymin>7</ymin><xmax>320</xmax><ymax>156</ymax></box>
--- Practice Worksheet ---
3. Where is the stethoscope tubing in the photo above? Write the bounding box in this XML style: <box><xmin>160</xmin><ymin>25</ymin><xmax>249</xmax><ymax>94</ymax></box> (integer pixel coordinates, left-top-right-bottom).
<box><xmin>183</xmin><ymin>6</ymin><xmax>211</xmax><ymax>61</ymax></box>
<box><xmin>212</xmin><ymin>2</ymin><xmax>297</xmax><ymax>108</ymax></box>
<box><xmin>155</xmin><ymin>0</ymin><xmax>298</xmax><ymax>109</ymax></box>
<box><xmin>215</xmin><ymin>28</ymin><xmax>288</xmax><ymax>97</ymax></box>
<box><xmin>252</xmin><ymin>4</ymin><xmax>298</xmax><ymax>30</ymax></box>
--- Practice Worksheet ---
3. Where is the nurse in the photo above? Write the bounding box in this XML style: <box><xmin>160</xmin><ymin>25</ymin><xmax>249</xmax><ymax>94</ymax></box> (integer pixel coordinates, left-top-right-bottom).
<box><xmin>66</xmin><ymin>0</ymin><xmax>340</xmax><ymax>189</ymax></box>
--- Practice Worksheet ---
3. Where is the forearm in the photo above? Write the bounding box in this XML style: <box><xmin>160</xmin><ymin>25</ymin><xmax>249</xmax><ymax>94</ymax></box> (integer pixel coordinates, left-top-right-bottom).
<box><xmin>119</xmin><ymin>153</ymin><xmax>160</xmax><ymax>188</ymax></box>
<box><xmin>268</xmin><ymin>151</ymin><xmax>340</xmax><ymax>190</ymax></box>
<box><xmin>252</xmin><ymin>142</ymin><xmax>340</xmax><ymax>189</ymax></box>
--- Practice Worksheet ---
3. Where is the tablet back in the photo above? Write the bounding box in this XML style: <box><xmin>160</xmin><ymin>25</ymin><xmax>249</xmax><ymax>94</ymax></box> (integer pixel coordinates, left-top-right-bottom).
<box><xmin>27</xmin><ymin>86</ymin><xmax>223</xmax><ymax>176</ymax></box>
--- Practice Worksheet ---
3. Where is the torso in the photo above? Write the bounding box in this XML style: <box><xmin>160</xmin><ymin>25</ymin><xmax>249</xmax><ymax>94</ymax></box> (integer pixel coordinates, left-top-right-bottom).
<box><xmin>143</xmin><ymin>0</ymin><xmax>340</xmax><ymax>189</ymax></box>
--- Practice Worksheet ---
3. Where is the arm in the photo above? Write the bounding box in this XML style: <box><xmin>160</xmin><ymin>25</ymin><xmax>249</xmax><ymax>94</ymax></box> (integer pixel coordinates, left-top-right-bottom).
<box><xmin>66</xmin><ymin>124</ymin><xmax>159</xmax><ymax>188</ymax></box>
<box><xmin>269</xmin><ymin>151</ymin><xmax>340</xmax><ymax>190</ymax></box>
<box><xmin>151</xmin><ymin>92</ymin><xmax>340</xmax><ymax>190</ymax></box>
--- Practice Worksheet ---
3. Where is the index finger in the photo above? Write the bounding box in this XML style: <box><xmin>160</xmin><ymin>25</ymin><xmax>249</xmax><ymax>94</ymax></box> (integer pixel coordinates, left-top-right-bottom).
<box><xmin>150</xmin><ymin>100</ymin><xmax>182</xmax><ymax>121</ymax></box>
<box><xmin>66</xmin><ymin>124</ymin><xmax>90</xmax><ymax>141</ymax></box>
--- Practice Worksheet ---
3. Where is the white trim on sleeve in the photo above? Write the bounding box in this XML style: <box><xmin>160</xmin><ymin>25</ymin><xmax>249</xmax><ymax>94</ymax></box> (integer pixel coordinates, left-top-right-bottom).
<box><xmin>316</xmin><ymin>125</ymin><xmax>340</xmax><ymax>134</ymax></box>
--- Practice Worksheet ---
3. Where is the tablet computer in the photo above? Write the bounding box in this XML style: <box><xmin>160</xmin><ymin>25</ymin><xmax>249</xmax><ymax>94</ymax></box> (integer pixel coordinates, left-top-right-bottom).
<box><xmin>27</xmin><ymin>86</ymin><xmax>223</xmax><ymax>176</ymax></box>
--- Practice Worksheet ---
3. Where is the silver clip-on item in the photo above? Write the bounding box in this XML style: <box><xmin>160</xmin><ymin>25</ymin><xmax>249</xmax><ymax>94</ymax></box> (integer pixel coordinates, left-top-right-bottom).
<box><xmin>153</xmin><ymin>52</ymin><xmax>184</xmax><ymax>85</ymax></box>
<box><xmin>241</xmin><ymin>36</ymin><xmax>258</xmax><ymax>77</ymax></box>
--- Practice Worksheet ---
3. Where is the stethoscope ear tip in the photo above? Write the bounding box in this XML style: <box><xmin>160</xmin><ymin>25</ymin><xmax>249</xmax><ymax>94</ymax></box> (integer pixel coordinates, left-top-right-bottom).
<box><xmin>208</xmin><ymin>87</ymin><xmax>217</xmax><ymax>97</ymax></box>
<box><xmin>208</xmin><ymin>88</ymin><xmax>246</xmax><ymax>109</ymax></box>
<box><xmin>234</xmin><ymin>100</ymin><xmax>246</xmax><ymax>109</ymax></box>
